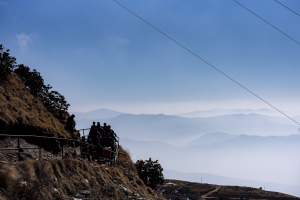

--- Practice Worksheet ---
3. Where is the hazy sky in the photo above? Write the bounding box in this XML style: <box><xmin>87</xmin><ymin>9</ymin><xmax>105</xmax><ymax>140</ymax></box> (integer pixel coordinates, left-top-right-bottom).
<box><xmin>1</xmin><ymin>0</ymin><xmax>300</xmax><ymax>115</ymax></box>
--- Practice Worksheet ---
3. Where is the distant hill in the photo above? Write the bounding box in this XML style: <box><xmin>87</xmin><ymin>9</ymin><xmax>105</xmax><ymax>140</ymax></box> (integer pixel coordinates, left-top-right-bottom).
<box><xmin>160</xmin><ymin>176</ymin><xmax>300</xmax><ymax>199</ymax></box>
<box><xmin>72</xmin><ymin>108</ymin><xmax>125</xmax><ymax>120</ymax></box>
<box><xmin>181</xmin><ymin>132</ymin><xmax>237</xmax><ymax>147</ymax></box>
<box><xmin>175</xmin><ymin>108</ymin><xmax>293</xmax><ymax>118</ymax></box>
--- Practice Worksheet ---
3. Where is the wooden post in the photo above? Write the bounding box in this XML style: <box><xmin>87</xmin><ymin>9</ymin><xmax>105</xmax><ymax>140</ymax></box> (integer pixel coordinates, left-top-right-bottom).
<box><xmin>39</xmin><ymin>138</ymin><xmax>41</xmax><ymax>160</ymax></box>
<box><xmin>18</xmin><ymin>137</ymin><xmax>20</xmax><ymax>162</ymax></box>
<box><xmin>80</xmin><ymin>142</ymin><xmax>82</xmax><ymax>159</ymax></box>
<box><xmin>61</xmin><ymin>142</ymin><xmax>63</xmax><ymax>158</ymax></box>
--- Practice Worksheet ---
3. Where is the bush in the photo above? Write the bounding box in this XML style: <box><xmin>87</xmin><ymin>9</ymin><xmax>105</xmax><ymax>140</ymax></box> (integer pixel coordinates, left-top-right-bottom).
<box><xmin>135</xmin><ymin>158</ymin><xmax>164</xmax><ymax>190</ymax></box>
<box><xmin>14</xmin><ymin>64</ymin><xmax>70</xmax><ymax>123</ymax></box>
<box><xmin>0</xmin><ymin>44</ymin><xmax>16</xmax><ymax>79</ymax></box>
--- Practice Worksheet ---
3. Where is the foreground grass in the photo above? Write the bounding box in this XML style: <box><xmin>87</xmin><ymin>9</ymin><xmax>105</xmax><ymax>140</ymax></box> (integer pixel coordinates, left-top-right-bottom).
<box><xmin>0</xmin><ymin>146</ymin><xmax>164</xmax><ymax>200</ymax></box>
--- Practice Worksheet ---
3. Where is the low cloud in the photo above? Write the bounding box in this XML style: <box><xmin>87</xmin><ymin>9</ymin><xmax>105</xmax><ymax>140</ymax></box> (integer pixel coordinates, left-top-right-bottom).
<box><xmin>16</xmin><ymin>33</ymin><xmax>33</xmax><ymax>47</ymax></box>
<box><xmin>110</xmin><ymin>34</ymin><xmax>130</xmax><ymax>45</ymax></box>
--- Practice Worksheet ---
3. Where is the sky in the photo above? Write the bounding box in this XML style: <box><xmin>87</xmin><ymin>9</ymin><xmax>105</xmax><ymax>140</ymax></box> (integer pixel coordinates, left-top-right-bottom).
<box><xmin>1</xmin><ymin>0</ymin><xmax>300</xmax><ymax>115</ymax></box>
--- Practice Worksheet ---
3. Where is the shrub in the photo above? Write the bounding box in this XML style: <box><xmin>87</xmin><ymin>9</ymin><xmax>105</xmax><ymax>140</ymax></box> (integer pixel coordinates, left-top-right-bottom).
<box><xmin>135</xmin><ymin>158</ymin><xmax>164</xmax><ymax>190</ymax></box>
<box><xmin>0</xmin><ymin>45</ymin><xmax>16</xmax><ymax>79</ymax></box>
<box><xmin>14</xmin><ymin>64</ymin><xmax>70</xmax><ymax>123</ymax></box>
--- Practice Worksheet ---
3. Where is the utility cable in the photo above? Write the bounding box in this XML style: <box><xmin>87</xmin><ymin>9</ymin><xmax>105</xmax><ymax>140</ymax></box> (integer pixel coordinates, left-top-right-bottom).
<box><xmin>233</xmin><ymin>0</ymin><xmax>300</xmax><ymax>46</ymax></box>
<box><xmin>274</xmin><ymin>0</ymin><xmax>300</xmax><ymax>17</ymax></box>
<box><xmin>112</xmin><ymin>0</ymin><xmax>300</xmax><ymax>126</ymax></box>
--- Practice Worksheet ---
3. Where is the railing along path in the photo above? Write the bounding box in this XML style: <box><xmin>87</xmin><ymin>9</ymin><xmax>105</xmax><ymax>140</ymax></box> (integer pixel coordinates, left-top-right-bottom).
<box><xmin>0</xmin><ymin>128</ymin><xmax>119</xmax><ymax>163</ymax></box>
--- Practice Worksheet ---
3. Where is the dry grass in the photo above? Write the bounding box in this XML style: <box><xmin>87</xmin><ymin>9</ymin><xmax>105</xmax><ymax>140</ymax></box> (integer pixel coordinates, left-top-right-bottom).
<box><xmin>0</xmin><ymin>146</ymin><xmax>165</xmax><ymax>200</ymax></box>
<box><xmin>0</xmin><ymin>74</ymin><xmax>70</xmax><ymax>138</ymax></box>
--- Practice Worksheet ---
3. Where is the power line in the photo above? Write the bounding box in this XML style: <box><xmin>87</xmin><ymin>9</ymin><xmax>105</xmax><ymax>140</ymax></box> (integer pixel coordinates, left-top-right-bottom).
<box><xmin>274</xmin><ymin>0</ymin><xmax>300</xmax><ymax>17</ymax></box>
<box><xmin>233</xmin><ymin>0</ymin><xmax>300</xmax><ymax>46</ymax></box>
<box><xmin>112</xmin><ymin>0</ymin><xmax>300</xmax><ymax>126</ymax></box>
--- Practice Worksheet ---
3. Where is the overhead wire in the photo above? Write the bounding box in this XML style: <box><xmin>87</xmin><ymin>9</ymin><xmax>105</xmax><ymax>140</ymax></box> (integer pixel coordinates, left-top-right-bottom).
<box><xmin>233</xmin><ymin>0</ymin><xmax>300</xmax><ymax>46</ymax></box>
<box><xmin>112</xmin><ymin>0</ymin><xmax>300</xmax><ymax>126</ymax></box>
<box><xmin>274</xmin><ymin>0</ymin><xmax>300</xmax><ymax>17</ymax></box>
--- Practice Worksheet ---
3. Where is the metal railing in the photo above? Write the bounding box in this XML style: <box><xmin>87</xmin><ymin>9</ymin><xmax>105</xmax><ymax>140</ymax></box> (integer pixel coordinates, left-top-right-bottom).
<box><xmin>0</xmin><ymin>131</ymin><xmax>119</xmax><ymax>163</ymax></box>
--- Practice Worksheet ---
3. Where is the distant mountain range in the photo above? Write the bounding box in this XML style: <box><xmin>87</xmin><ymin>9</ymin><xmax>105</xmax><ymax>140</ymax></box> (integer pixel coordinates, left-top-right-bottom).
<box><xmin>76</xmin><ymin>112</ymin><xmax>299</xmax><ymax>145</ymax></box>
<box><xmin>72</xmin><ymin>108</ymin><xmax>125</xmax><ymax>120</ymax></box>
<box><xmin>175</xmin><ymin>108</ymin><xmax>296</xmax><ymax>118</ymax></box>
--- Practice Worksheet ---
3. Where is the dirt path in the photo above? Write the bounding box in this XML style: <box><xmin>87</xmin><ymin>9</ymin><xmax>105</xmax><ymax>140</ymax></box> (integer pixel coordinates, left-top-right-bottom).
<box><xmin>201</xmin><ymin>185</ymin><xmax>222</xmax><ymax>199</ymax></box>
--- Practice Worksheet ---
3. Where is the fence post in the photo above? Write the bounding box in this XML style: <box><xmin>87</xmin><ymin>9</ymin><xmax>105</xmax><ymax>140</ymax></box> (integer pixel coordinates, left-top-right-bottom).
<box><xmin>61</xmin><ymin>142</ymin><xmax>63</xmax><ymax>158</ymax></box>
<box><xmin>18</xmin><ymin>137</ymin><xmax>20</xmax><ymax>162</ymax></box>
<box><xmin>80</xmin><ymin>141</ymin><xmax>82</xmax><ymax>159</ymax></box>
<box><xmin>39</xmin><ymin>138</ymin><xmax>41</xmax><ymax>160</ymax></box>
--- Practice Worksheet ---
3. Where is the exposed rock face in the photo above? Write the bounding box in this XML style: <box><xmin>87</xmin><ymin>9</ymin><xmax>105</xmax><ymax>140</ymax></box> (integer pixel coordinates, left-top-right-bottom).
<box><xmin>0</xmin><ymin>74</ymin><xmax>70</xmax><ymax>138</ymax></box>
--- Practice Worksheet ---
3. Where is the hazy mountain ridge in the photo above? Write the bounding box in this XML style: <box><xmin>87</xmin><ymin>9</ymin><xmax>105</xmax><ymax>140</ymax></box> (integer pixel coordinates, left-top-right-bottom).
<box><xmin>76</xmin><ymin>112</ymin><xmax>299</xmax><ymax>146</ymax></box>
<box><xmin>72</xmin><ymin>108</ymin><xmax>125</xmax><ymax>120</ymax></box>
<box><xmin>182</xmin><ymin>132</ymin><xmax>238</xmax><ymax>147</ymax></box>
<box><xmin>175</xmin><ymin>108</ymin><xmax>297</xmax><ymax>118</ymax></box>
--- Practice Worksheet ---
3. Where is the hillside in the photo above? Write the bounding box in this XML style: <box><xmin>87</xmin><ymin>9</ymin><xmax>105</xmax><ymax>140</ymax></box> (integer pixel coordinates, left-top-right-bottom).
<box><xmin>0</xmin><ymin>73</ymin><xmax>165</xmax><ymax>199</ymax></box>
<box><xmin>0</xmin><ymin>146</ymin><xmax>165</xmax><ymax>200</ymax></box>
<box><xmin>0</xmin><ymin>74</ymin><xmax>70</xmax><ymax>138</ymax></box>
<box><xmin>160</xmin><ymin>179</ymin><xmax>300</xmax><ymax>200</ymax></box>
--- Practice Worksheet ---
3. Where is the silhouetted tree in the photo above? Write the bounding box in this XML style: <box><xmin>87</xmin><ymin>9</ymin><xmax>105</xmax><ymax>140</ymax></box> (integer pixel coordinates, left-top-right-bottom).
<box><xmin>14</xmin><ymin>64</ymin><xmax>70</xmax><ymax>123</ymax></box>
<box><xmin>135</xmin><ymin>158</ymin><xmax>164</xmax><ymax>190</ymax></box>
<box><xmin>0</xmin><ymin>45</ymin><xmax>16</xmax><ymax>79</ymax></box>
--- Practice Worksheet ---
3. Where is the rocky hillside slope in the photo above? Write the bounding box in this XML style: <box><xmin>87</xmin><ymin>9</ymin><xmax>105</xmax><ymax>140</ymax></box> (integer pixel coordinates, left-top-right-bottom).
<box><xmin>0</xmin><ymin>146</ymin><xmax>165</xmax><ymax>200</ymax></box>
<box><xmin>0</xmin><ymin>74</ymin><xmax>70</xmax><ymax>138</ymax></box>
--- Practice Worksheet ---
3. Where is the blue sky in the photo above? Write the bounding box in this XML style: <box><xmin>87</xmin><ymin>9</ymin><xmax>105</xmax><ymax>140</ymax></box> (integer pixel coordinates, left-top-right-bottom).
<box><xmin>1</xmin><ymin>0</ymin><xmax>300</xmax><ymax>115</ymax></box>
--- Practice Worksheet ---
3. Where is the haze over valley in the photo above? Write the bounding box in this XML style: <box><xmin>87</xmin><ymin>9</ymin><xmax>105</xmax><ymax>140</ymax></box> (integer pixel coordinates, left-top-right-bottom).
<box><xmin>74</xmin><ymin>108</ymin><xmax>300</xmax><ymax>197</ymax></box>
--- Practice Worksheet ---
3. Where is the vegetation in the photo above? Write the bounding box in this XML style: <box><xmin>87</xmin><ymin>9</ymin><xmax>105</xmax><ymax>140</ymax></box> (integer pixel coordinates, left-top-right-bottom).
<box><xmin>14</xmin><ymin>64</ymin><xmax>70</xmax><ymax>123</ymax></box>
<box><xmin>135</xmin><ymin>158</ymin><xmax>164</xmax><ymax>190</ymax></box>
<box><xmin>0</xmin><ymin>45</ymin><xmax>16</xmax><ymax>80</ymax></box>
<box><xmin>0</xmin><ymin>44</ymin><xmax>70</xmax><ymax>124</ymax></box>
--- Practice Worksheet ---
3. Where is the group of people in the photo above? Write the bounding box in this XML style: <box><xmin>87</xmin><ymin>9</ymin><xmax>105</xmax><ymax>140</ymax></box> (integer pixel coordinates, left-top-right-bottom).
<box><xmin>82</xmin><ymin>122</ymin><xmax>118</xmax><ymax>161</ymax></box>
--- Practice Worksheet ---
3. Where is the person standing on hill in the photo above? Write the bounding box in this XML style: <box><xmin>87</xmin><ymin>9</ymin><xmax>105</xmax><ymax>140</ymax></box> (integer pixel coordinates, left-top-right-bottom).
<box><xmin>97</xmin><ymin>122</ymin><xmax>104</xmax><ymax>135</ymax></box>
<box><xmin>89</xmin><ymin>121</ymin><xmax>98</xmax><ymax>144</ymax></box>
<box><xmin>108</xmin><ymin>125</ymin><xmax>117</xmax><ymax>140</ymax></box>
<box><xmin>66</xmin><ymin>114</ymin><xmax>76</xmax><ymax>133</ymax></box>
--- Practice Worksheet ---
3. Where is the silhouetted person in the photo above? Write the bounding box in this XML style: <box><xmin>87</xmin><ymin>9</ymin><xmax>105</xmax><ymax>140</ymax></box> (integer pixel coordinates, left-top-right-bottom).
<box><xmin>89</xmin><ymin>121</ymin><xmax>97</xmax><ymax>144</ymax></box>
<box><xmin>66</xmin><ymin>114</ymin><xmax>76</xmax><ymax>133</ymax></box>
